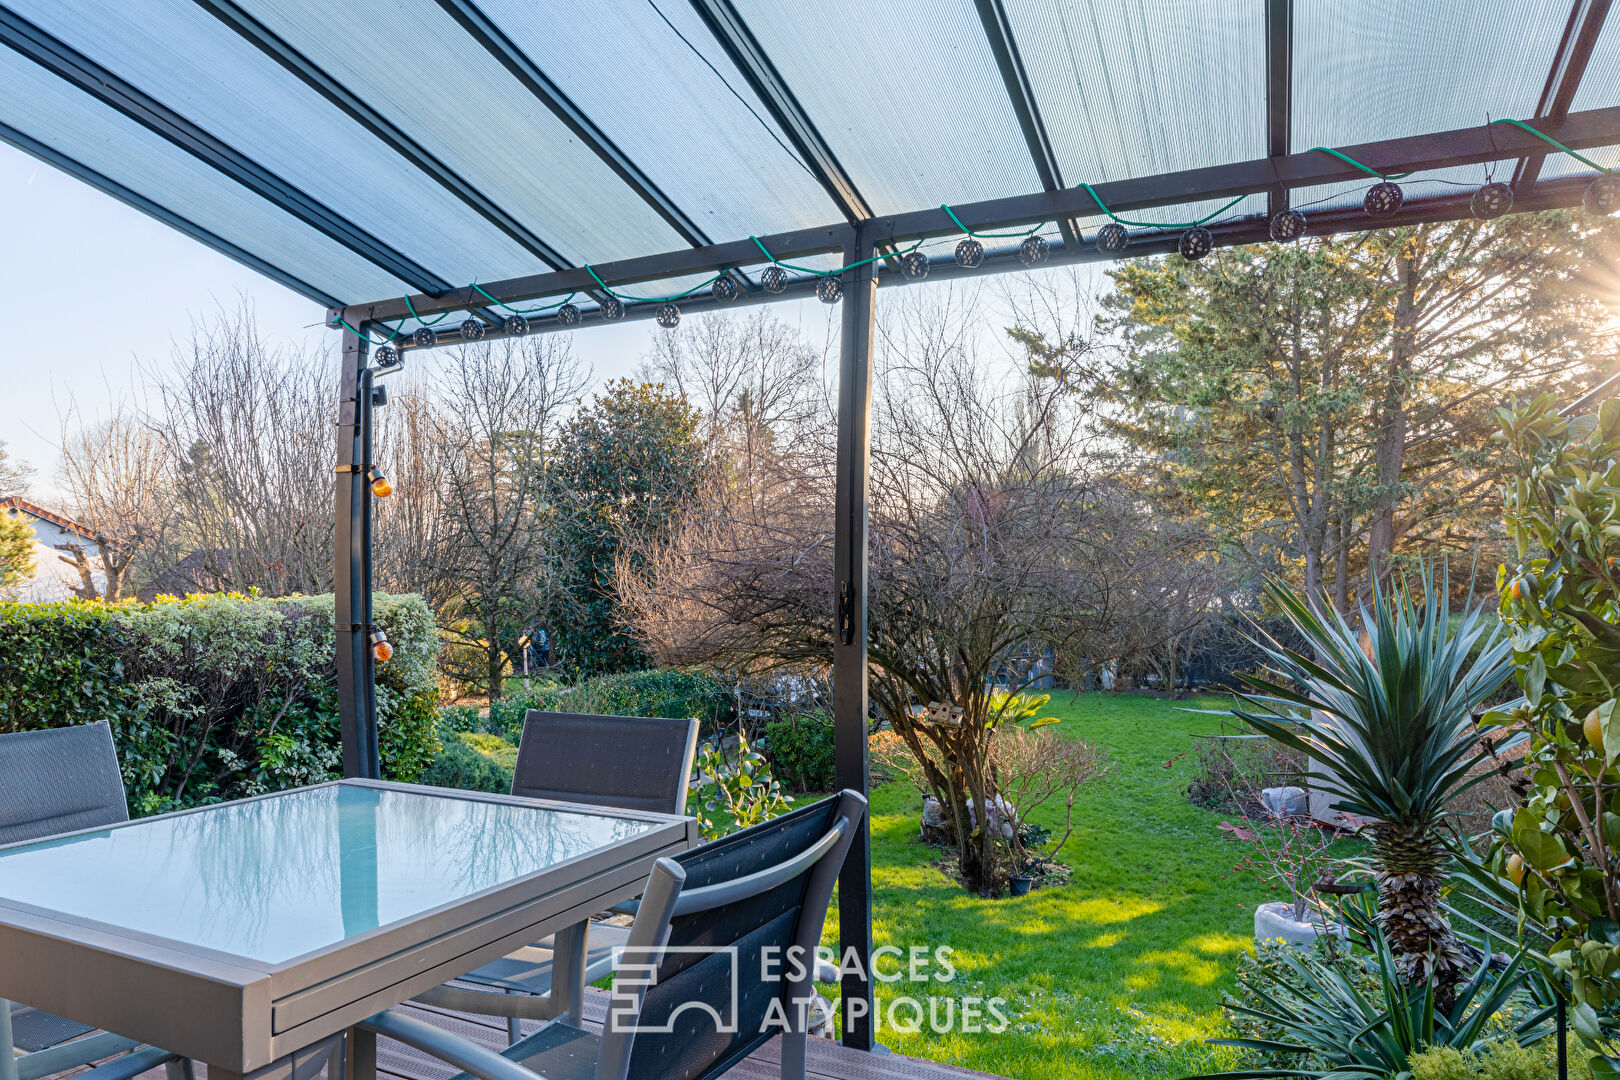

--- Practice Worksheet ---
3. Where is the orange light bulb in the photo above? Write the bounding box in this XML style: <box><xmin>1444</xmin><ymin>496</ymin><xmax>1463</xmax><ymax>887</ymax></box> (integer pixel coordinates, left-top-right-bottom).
<box><xmin>371</xmin><ymin>476</ymin><xmax>393</xmax><ymax>498</ymax></box>
<box><xmin>372</xmin><ymin>639</ymin><xmax>393</xmax><ymax>663</ymax></box>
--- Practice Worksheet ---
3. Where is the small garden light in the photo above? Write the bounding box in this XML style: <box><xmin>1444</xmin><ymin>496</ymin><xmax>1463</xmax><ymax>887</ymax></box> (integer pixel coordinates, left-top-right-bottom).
<box><xmin>954</xmin><ymin>238</ymin><xmax>984</xmax><ymax>267</ymax></box>
<box><xmin>712</xmin><ymin>276</ymin><xmax>739</xmax><ymax>302</ymax></box>
<box><xmin>369</xmin><ymin>467</ymin><xmax>392</xmax><ymax>499</ymax></box>
<box><xmin>369</xmin><ymin>628</ymin><xmax>392</xmax><ymax>664</ymax></box>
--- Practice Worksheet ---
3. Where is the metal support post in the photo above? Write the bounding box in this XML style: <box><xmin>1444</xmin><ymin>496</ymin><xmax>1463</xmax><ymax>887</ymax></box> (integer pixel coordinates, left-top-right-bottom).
<box><xmin>334</xmin><ymin>326</ymin><xmax>380</xmax><ymax>780</ymax></box>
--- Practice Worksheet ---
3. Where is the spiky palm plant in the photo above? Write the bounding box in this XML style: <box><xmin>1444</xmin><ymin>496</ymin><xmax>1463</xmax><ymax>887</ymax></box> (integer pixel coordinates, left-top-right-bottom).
<box><xmin>1233</xmin><ymin>569</ymin><xmax>1515</xmax><ymax>1006</ymax></box>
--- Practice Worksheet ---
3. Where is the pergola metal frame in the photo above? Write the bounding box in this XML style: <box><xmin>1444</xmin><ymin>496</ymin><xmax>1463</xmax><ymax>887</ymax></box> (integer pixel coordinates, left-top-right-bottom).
<box><xmin>3</xmin><ymin>0</ymin><xmax>1614</xmax><ymax>1056</ymax></box>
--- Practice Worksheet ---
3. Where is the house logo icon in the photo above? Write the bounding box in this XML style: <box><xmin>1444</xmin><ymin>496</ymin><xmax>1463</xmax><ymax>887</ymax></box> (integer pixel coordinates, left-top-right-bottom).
<box><xmin>607</xmin><ymin>944</ymin><xmax>740</xmax><ymax>1034</ymax></box>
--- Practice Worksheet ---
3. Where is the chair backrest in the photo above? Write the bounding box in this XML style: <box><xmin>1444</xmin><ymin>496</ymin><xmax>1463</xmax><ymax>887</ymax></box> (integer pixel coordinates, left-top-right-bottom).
<box><xmin>0</xmin><ymin>722</ymin><xmax>129</xmax><ymax>846</ymax></box>
<box><xmin>597</xmin><ymin>789</ymin><xmax>867</xmax><ymax>1080</ymax></box>
<box><xmin>512</xmin><ymin>712</ymin><xmax>700</xmax><ymax>816</ymax></box>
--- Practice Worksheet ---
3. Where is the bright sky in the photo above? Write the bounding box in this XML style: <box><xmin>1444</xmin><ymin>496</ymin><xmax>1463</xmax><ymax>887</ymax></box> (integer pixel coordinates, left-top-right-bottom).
<box><xmin>0</xmin><ymin>139</ymin><xmax>1099</xmax><ymax>503</ymax></box>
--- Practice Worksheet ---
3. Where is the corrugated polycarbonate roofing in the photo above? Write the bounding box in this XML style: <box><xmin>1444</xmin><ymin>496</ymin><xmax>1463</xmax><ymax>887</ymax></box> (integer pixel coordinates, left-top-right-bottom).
<box><xmin>0</xmin><ymin>0</ymin><xmax>1614</xmax><ymax>314</ymax></box>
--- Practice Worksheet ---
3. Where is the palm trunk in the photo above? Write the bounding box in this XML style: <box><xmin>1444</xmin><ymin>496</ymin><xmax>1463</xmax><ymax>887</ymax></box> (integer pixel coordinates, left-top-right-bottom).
<box><xmin>1372</xmin><ymin>824</ymin><xmax>1470</xmax><ymax>1007</ymax></box>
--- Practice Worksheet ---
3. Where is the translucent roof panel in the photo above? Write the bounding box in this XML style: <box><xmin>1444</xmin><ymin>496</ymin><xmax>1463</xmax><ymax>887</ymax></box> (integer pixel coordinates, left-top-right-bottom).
<box><xmin>0</xmin><ymin>45</ymin><xmax>409</xmax><ymax>305</ymax></box>
<box><xmin>726</xmin><ymin>0</ymin><xmax>1042</xmax><ymax>214</ymax></box>
<box><xmin>7</xmin><ymin>0</ymin><xmax>544</xmax><ymax>290</ymax></box>
<box><xmin>1572</xmin><ymin>8</ymin><xmax>1620</xmax><ymax>114</ymax></box>
<box><xmin>473</xmin><ymin>0</ymin><xmax>842</xmax><ymax>240</ymax></box>
<box><xmin>235</xmin><ymin>0</ymin><xmax>691</xmax><ymax>268</ymax></box>
<box><xmin>1293</xmin><ymin>0</ymin><xmax>1571</xmax><ymax>151</ymax></box>
<box><xmin>1005</xmin><ymin>0</ymin><xmax>1266</xmax><ymax>183</ymax></box>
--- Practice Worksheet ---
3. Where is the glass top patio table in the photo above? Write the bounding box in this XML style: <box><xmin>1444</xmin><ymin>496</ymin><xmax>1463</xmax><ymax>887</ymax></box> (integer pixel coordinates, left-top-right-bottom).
<box><xmin>0</xmin><ymin>781</ymin><xmax>659</xmax><ymax>965</ymax></box>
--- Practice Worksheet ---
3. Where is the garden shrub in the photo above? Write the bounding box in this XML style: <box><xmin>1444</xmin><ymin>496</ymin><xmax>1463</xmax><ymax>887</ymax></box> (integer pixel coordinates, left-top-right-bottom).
<box><xmin>490</xmin><ymin>668</ymin><xmax>732</xmax><ymax>738</ymax></box>
<box><xmin>763</xmin><ymin>712</ymin><xmax>836</xmax><ymax>793</ymax></box>
<box><xmin>420</xmin><ymin>733</ymin><xmax>513</xmax><ymax>793</ymax></box>
<box><xmin>0</xmin><ymin>592</ymin><xmax>440</xmax><ymax>814</ymax></box>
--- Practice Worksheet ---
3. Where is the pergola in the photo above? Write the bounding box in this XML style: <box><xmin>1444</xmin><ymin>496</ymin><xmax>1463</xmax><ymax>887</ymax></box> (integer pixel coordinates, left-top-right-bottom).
<box><xmin>4</xmin><ymin>0</ymin><xmax>1618</xmax><ymax>1051</ymax></box>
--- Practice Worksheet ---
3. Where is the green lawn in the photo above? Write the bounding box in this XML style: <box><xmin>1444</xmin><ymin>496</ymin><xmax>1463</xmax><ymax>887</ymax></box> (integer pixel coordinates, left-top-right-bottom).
<box><xmin>827</xmin><ymin>692</ymin><xmax>1283</xmax><ymax>1080</ymax></box>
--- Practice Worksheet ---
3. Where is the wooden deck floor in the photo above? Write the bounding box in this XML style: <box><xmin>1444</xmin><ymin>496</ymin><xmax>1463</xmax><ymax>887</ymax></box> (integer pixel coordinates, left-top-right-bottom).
<box><xmin>94</xmin><ymin>988</ymin><xmax>1001</xmax><ymax>1080</ymax></box>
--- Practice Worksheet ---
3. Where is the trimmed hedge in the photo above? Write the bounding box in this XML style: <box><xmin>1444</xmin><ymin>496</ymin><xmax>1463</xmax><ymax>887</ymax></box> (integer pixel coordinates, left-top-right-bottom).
<box><xmin>763</xmin><ymin>713</ymin><xmax>836</xmax><ymax>793</ymax></box>
<box><xmin>487</xmin><ymin>668</ymin><xmax>732</xmax><ymax>738</ymax></box>
<box><xmin>0</xmin><ymin>592</ymin><xmax>440</xmax><ymax>814</ymax></box>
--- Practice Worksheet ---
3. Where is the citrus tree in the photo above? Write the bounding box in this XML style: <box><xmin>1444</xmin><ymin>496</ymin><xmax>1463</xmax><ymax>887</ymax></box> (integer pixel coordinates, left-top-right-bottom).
<box><xmin>1489</xmin><ymin>394</ymin><xmax>1620</xmax><ymax>1070</ymax></box>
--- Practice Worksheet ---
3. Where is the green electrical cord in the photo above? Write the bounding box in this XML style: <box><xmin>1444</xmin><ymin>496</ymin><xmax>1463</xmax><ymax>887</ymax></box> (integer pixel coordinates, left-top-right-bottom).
<box><xmin>748</xmin><ymin>234</ymin><xmax>923</xmax><ymax>277</ymax></box>
<box><xmin>1307</xmin><ymin>146</ymin><xmax>1413</xmax><ymax>181</ymax></box>
<box><xmin>1490</xmin><ymin>117</ymin><xmax>1615</xmax><ymax>174</ymax></box>
<box><xmin>1079</xmin><ymin>184</ymin><xmax>1248</xmax><ymax>228</ymax></box>
<box><xmin>584</xmin><ymin>265</ymin><xmax>729</xmax><ymax>303</ymax></box>
<box><xmin>940</xmin><ymin>204</ymin><xmax>1045</xmax><ymax>239</ymax></box>
<box><xmin>471</xmin><ymin>282</ymin><xmax>579</xmax><ymax>316</ymax></box>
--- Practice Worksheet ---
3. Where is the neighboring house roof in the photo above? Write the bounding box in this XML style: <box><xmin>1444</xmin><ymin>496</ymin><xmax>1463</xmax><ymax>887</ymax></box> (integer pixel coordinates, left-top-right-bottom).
<box><xmin>0</xmin><ymin>497</ymin><xmax>97</xmax><ymax>543</ymax></box>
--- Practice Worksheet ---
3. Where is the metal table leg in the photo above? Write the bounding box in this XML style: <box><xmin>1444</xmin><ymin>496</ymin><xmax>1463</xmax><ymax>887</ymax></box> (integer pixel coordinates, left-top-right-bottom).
<box><xmin>550</xmin><ymin>922</ymin><xmax>589</xmax><ymax>1027</ymax></box>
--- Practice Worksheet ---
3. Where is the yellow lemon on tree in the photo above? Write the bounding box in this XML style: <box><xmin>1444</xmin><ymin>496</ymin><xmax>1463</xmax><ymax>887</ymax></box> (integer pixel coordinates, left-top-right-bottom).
<box><xmin>1586</xmin><ymin>708</ymin><xmax>1607</xmax><ymax>754</ymax></box>
<box><xmin>1506</xmin><ymin>852</ymin><xmax>1527</xmax><ymax>885</ymax></box>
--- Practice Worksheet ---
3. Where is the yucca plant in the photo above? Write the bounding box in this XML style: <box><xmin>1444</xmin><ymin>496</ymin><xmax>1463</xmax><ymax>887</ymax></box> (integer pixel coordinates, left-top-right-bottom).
<box><xmin>1232</xmin><ymin>567</ymin><xmax>1517</xmax><ymax>1006</ymax></box>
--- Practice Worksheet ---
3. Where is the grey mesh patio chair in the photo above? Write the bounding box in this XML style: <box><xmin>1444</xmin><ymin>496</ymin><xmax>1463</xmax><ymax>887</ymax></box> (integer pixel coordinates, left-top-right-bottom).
<box><xmin>367</xmin><ymin>789</ymin><xmax>867</xmax><ymax>1080</ymax></box>
<box><xmin>0</xmin><ymin>723</ymin><xmax>188</xmax><ymax>1080</ymax></box>
<box><xmin>412</xmin><ymin>713</ymin><xmax>700</xmax><ymax>1033</ymax></box>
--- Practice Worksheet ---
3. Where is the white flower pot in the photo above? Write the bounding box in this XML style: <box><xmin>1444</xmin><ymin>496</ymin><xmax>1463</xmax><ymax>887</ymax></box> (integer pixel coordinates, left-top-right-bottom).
<box><xmin>1253</xmin><ymin>900</ymin><xmax>1345</xmax><ymax>947</ymax></box>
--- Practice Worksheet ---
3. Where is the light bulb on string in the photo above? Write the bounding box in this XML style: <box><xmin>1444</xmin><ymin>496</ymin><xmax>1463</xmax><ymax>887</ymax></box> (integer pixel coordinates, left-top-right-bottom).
<box><xmin>900</xmin><ymin>251</ymin><xmax>930</xmax><ymax>280</ymax></box>
<box><xmin>712</xmin><ymin>276</ymin><xmax>739</xmax><ymax>302</ymax></box>
<box><xmin>655</xmin><ymin>303</ymin><xmax>680</xmax><ymax>329</ymax></box>
<box><xmin>460</xmin><ymin>318</ymin><xmax>485</xmax><ymax>341</ymax></box>
<box><xmin>1363</xmin><ymin>181</ymin><xmax>1404</xmax><ymax>216</ymax></box>
<box><xmin>557</xmin><ymin>304</ymin><xmax>581</xmax><ymax>326</ymax></box>
<box><xmin>1177</xmin><ymin>226</ymin><xmax>1213</xmax><ymax>260</ymax></box>
<box><xmin>1585</xmin><ymin>176</ymin><xmax>1620</xmax><ymax>215</ymax></box>
<box><xmin>954</xmin><ymin>238</ymin><xmax>984</xmax><ymax>268</ymax></box>
<box><xmin>1018</xmin><ymin>235</ymin><xmax>1049</xmax><ymax>267</ymax></box>
<box><xmin>1471</xmin><ymin>181</ymin><xmax>1514</xmax><ymax>219</ymax></box>
<box><xmin>761</xmin><ymin>266</ymin><xmax>788</xmax><ymax>294</ymax></box>
<box><xmin>1095</xmin><ymin>223</ymin><xmax>1129</xmax><ymax>254</ymax></box>
<box><xmin>373</xmin><ymin>345</ymin><xmax>400</xmax><ymax>369</ymax></box>
<box><xmin>1268</xmin><ymin>209</ymin><xmax>1306</xmax><ymax>242</ymax></box>
<box><xmin>817</xmin><ymin>276</ymin><xmax>842</xmax><ymax>304</ymax></box>
<box><xmin>599</xmin><ymin>297</ymin><xmax>625</xmax><ymax>321</ymax></box>
<box><xmin>412</xmin><ymin>327</ymin><xmax>436</xmax><ymax>349</ymax></box>
<box><xmin>504</xmin><ymin>315</ymin><xmax>529</xmax><ymax>336</ymax></box>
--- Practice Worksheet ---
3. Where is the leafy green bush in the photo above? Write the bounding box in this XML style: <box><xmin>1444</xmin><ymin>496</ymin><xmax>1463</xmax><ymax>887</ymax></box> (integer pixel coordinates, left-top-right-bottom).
<box><xmin>1409</xmin><ymin>1040</ymin><xmax>1558</xmax><ymax>1080</ymax></box>
<box><xmin>694</xmin><ymin>731</ymin><xmax>791</xmax><ymax>840</ymax></box>
<box><xmin>764</xmin><ymin>713</ymin><xmax>836</xmax><ymax>793</ymax></box>
<box><xmin>491</xmin><ymin>668</ymin><xmax>732</xmax><ymax>738</ymax></box>
<box><xmin>420</xmin><ymin>734</ymin><xmax>513</xmax><ymax>793</ymax></box>
<box><xmin>0</xmin><ymin>592</ymin><xmax>440</xmax><ymax>814</ymax></box>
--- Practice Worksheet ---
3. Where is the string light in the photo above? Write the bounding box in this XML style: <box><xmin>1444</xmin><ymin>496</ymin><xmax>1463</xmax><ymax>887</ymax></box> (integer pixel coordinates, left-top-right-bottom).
<box><xmin>1095</xmin><ymin>223</ymin><xmax>1129</xmax><ymax>254</ymax></box>
<box><xmin>1018</xmin><ymin>235</ymin><xmax>1049</xmax><ymax>267</ymax></box>
<box><xmin>1268</xmin><ymin>209</ymin><xmax>1306</xmax><ymax>242</ymax></box>
<box><xmin>1177</xmin><ymin>226</ymin><xmax>1213</xmax><ymax>260</ymax></box>
<box><xmin>369</xmin><ymin>628</ymin><xmax>392</xmax><ymax>664</ymax></box>
<box><xmin>656</xmin><ymin>302</ymin><xmax>680</xmax><ymax>328</ymax></box>
<box><xmin>1363</xmin><ymin>181</ymin><xmax>1404</xmax><ymax>216</ymax></box>
<box><xmin>1586</xmin><ymin>176</ymin><xmax>1620</xmax><ymax>216</ymax></box>
<box><xmin>1470</xmin><ymin>182</ymin><xmax>1513</xmax><ymax>219</ymax></box>
<box><xmin>369</xmin><ymin>467</ymin><xmax>392</xmax><ymax>499</ymax></box>
<box><xmin>350</xmin><ymin>117</ymin><xmax>1600</xmax><ymax>353</ymax></box>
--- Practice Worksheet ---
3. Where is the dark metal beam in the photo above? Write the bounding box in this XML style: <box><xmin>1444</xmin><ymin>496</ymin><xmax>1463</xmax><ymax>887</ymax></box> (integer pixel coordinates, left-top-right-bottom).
<box><xmin>190</xmin><ymin>0</ymin><xmax>576</xmax><ymax>271</ymax></box>
<box><xmin>686</xmin><ymin>0</ymin><xmax>871</xmax><ymax>222</ymax></box>
<box><xmin>832</xmin><ymin>224</ymin><xmax>876</xmax><ymax>1052</ymax></box>
<box><xmin>970</xmin><ymin>0</ymin><xmax>1078</xmax><ymax>248</ymax></box>
<box><xmin>374</xmin><ymin>174</ymin><xmax>1603</xmax><ymax>354</ymax></box>
<box><xmin>0</xmin><ymin>4</ymin><xmax>456</xmax><ymax>297</ymax></box>
<box><xmin>345</xmin><ymin>105</ymin><xmax>1620</xmax><ymax>325</ymax></box>
<box><xmin>431</xmin><ymin>0</ymin><xmax>718</xmax><ymax>250</ymax></box>
<box><xmin>1515</xmin><ymin>0</ymin><xmax>1612</xmax><ymax>187</ymax></box>
<box><xmin>0</xmin><ymin>120</ymin><xmax>342</xmax><ymax>308</ymax></box>
<box><xmin>1265</xmin><ymin>0</ymin><xmax>1292</xmax><ymax>215</ymax></box>
<box><xmin>335</xmin><ymin>327</ymin><xmax>381</xmax><ymax>781</ymax></box>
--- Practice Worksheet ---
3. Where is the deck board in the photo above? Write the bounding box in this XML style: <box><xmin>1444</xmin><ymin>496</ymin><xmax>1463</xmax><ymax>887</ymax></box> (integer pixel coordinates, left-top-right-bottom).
<box><xmin>59</xmin><ymin>987</ymin><xmax>1001</xmax><ymax>1080</ymax></box>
